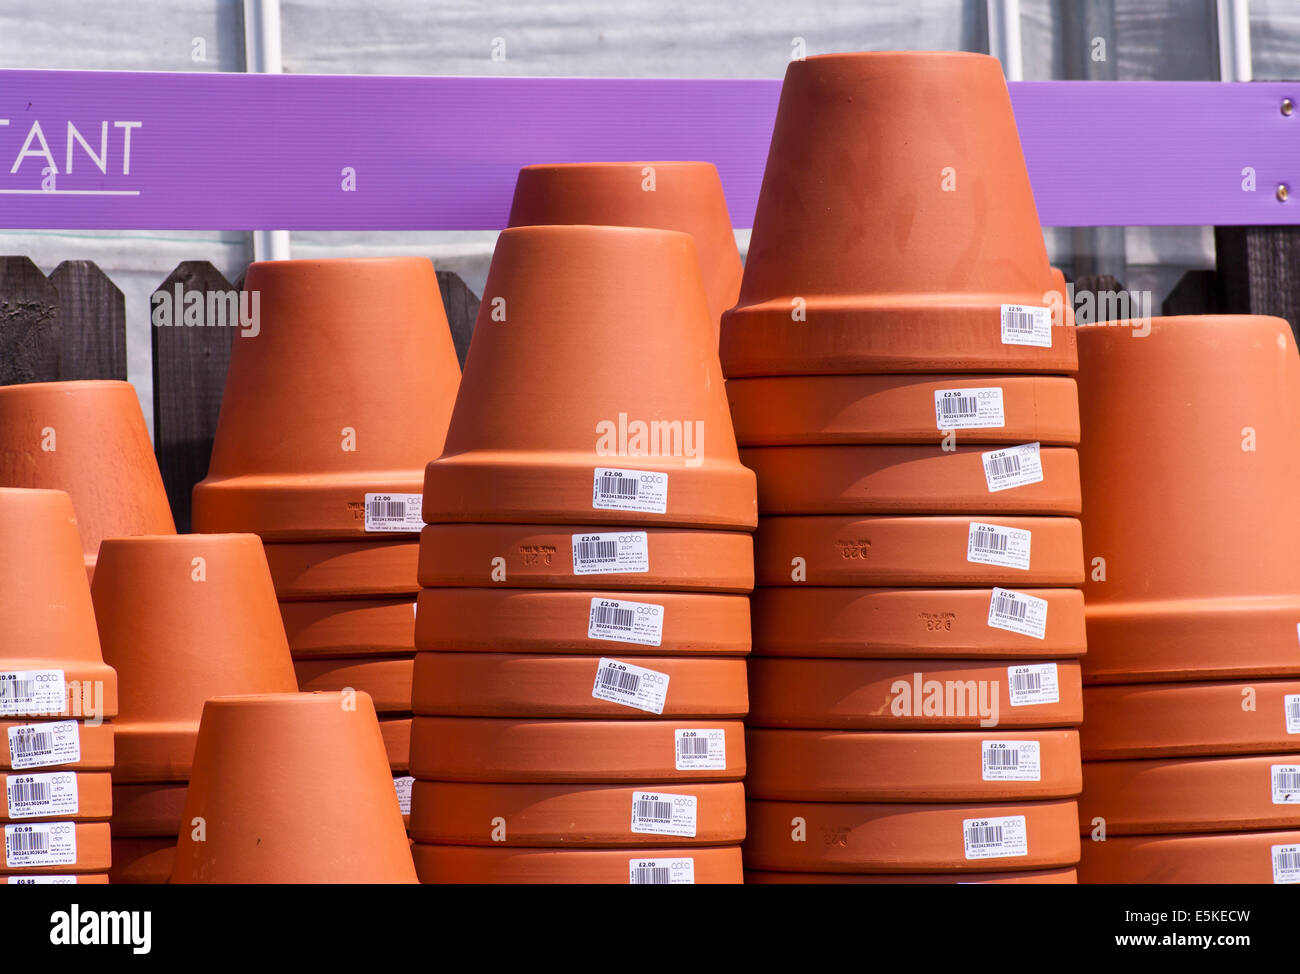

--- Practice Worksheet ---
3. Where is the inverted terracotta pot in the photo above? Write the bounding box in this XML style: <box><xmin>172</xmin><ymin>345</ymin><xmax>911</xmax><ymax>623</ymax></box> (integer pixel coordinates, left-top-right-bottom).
<box><xmin>280</xmin><ymin>598</ymin><xmax>415</xmax><ymax>659</ymax></box>
<box><xmin>170</xmin><ymin>692</ymin><xmax>417</xmax><ymax>884</ymax></box>
<box><xmin>750</xmin><ymin>588</ymin><xmax>1086</xmax><ymax>659</ymax></box>
<box><xmin>745</xmin><ymin>867</ymin><xmax>1078</xmax><ymax>884</ymax></box>
<box><xmin>1082</xmin><ymin>680</ymin><xmax>1300</xmax><ymax>760</ymax></box>
<box><xmin>1078</xmin><ymin>830</ymin><xmax>1300</xmax><ymax>884</ymax></box>
<box><xmin>1079</xmin><ymin>754</ymin><xmax>1300</xmax><ymax>835</ymax></box>
<box><xmin>111</xmin><ymin>782</ymin><xmax>187</xmax><ymax>837</ymax></box>
<box><xmin>727</xmin><ymin>375</ymin><xmax>1081</xmax><ymax>446</ymax></box>
<box><xmin>413</xmin><ymin>843</ymin><xmax>742</xmax><ymax>884</ymax></box>
<box><xmin>412</xmin><ymin>652</ymin><xmax>748</xmax><ymax>718</ymax></box>
<box><xmin>109</xmin><ymin>837</ymin><xmax>176</xmax><ymax>885</ymax></box>
<box><xmin>410</xmin><ymin>780</ymin><xmax>746</xmax><ymax>846</ymax></box>
<box><xmin>0</xmin><ymin>821</ymin><xmax>111</xmax><ymax>875</ymax></box>
<box><xmin>744</xmin><ymin>798</ymin><xmax>1080</xmax><ymax>873</ymax></box>
<box><xmin>423</xmin><ymin>226</ymin><xmax>755</xmax><ymax>530</ymax></box>
<box><xmin>265</xmin><ymin>539</ymin><xmax>419</xmax><ymax>600</ymax></box>
<box><xmin>418</xmin><ymin>524</ymin><xmax>754</xmax><ymax>593</ymax></box>
<box><xmin>755</xmin><ymin>515</ymin><xmax>1084</xmax><ymax>586</ymax></box>
<box><xmin>0</xmin><ymin>771</ymin><xmax>111</xmax><ymax>823</ymax></box>
<box><xmin>0</xmin><ymin>719</ymin><xmax>114</xmax><ymax>772</ymax></box>
<box><xmin>410</xmin><ymin>717</ymin><xmax>745</xmax><ymax>783</ymax></box>
<box><xmin>1078</xmin><ymin>317</ymin><xmax>1300</xmax><ymax>683</ymax></box>
<box><xmin>748</xmin><ymin>658</ymin><xmax>1082</xmax><ymax>730</ymax></box>
<box><xmin>415</xmin><ymin>589</ymin><xmax>752</xmax><ymax>656</ymax></box>
<box><xmin>745</xmin><ymin>728</ymin><xmax>1081</xmax><ymax>802</ymax></box>
<box><xmin>192</xmin><ymin>258</ymin><xmax>460</xmax><ymax>540</ymax></box>
<box><xmin>381</xmin><ymin>717</ymin><xmax>411</xmax><ymax>773</ymax></box>
<box><xmin>0</xmin><ymin>382</ymin><xmax>174</xmax><ymax>572</ymax></box>
<box><xmin>720</xmin><ymin>53</ymin><xmax>1074</xmax><ymax>377</ymax></box>
<box><xmin>507</xmin><ymin>162</ymin><xmax>743</xmax><ymax>339</ymax></box>
<box><xmin>93</xmin><ymin>534</ymin><xmax>298</xmax><ymax>781</ymax></box>
<box><xmin>744</xmin><ymin>445</ymin><xmax>1081</xmax><ymax>515</ymax></box>
<box><xmin>0</xmin><ymin>488</ymin><xmax>118</xmax><ymax>719</ymax></box>
<box><xmin>293</xmin><ymin>657</ymin><xmax>413</xmax><ymax>714</ymax></box>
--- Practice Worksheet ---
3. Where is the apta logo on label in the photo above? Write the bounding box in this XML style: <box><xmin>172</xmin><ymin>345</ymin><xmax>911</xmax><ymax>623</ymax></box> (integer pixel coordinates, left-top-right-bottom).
<box><xmin>0</xmin><ymin>118</ymin><xmax>142</xmax><ymax>195</ymax></box>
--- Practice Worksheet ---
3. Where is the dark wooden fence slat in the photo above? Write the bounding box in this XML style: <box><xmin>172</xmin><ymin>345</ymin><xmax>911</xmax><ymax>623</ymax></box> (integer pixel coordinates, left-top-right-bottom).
<box><xmin>1161</xmin><ymin>269</ymin><xmax>1220</xmax><ymax>317</ymax></box>
<box><xmin>49</xmin><ymin>260</ymin><xmax>127</xmax><ymax>380</ymax></box>
<box><xmin>0</xmin><ymin>256</ymin><xmax>60</xmax><ymax>384</ymax></box>
<box><xmin>1213</xmin><ymin>226</ymin><xmax>1300</xmax><ymax>344</ymax></box>
<box><xmin>437</xmin><ymin>269</ymin><xmax>480</xmax><ymax>367</ymax></box>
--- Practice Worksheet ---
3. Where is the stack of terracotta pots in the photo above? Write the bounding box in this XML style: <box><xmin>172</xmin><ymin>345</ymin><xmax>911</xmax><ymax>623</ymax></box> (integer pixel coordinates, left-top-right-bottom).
<box><xmin>724</xmin><ymin>52</ymin><xmax>1085</xmax><ymax>883</ymax></box>
<box><xmin>1076</xmin><ymin>315</ymin><xmax>1300</xmax><ymax>885</ymax></box>
<box><xmin>1</xmin><ymin>488</ymin><xmax>117</xmax><ymax>883</ymax></box>
<box><xmin>193</xmin><ymin>258</ymin><xmax>462</xmax><ymax>821</ymax></box>
<box><xmin>408</xmin><ymin>224</ymin><xmax>757</xmax><ymax>884</ymax></box>
<box><xmin>93</xmin><ymin>534</ymin><xmax>300</xmax><ymax>883</ymax></box>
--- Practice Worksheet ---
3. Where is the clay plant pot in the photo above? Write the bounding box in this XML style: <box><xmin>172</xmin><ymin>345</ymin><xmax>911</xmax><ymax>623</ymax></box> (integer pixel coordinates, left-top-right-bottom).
<box><xmin>411</xmin><ymin>652</ymin><xmax>748</xmax><ymax>718</ymax></box>
<box><xmin>111</xmin><ymin>782</ymin><xmax>186</xmax><ymax>837</ymax></box>
<box><xmin>507</xmin><ymin>162</ymin><xmax>743</xmax><ymax>338</ymax></box>
<box><xmin>415</xmin><ymin>589</ymin><xmax>752</xmax><ymax>656</ymax></box>
<box><xmin>755</xmin><ymin>515</ymin><xmax>1084</xmax><ymax>587</ymax></box>
<box><xmin>170</xmin><ymin>692</ymin><xmax>417</xmax><ymax>884</ymax></box>
<box><xmin>110</xmin><ymin>838</ymin><xmax>175</xmax><ymax>884</ymax></box>
<box><xmin>410</xmin><ymin>781</ymin><xmax>746</xmax><ymax>846</ymax></box>
<box><xmin>745</xmin><ymin>728</ymin><xmax>1082</xmax><ymax>802</ymax></box>
<box><xmin>0</xmin><ymin>719</ymin><xmax>115</xmax><ymax>772</ymax></box>
<box><xmin>412</xmin><ymin>844</ymin><xmax>743</xmax><ymax>884</ymax></box>
<box><xmin>745</xmin><ymin>867</ymin><xmax>1078</xmax><ymax>884</ymax></box>
<box><xmin>293</xmin><ymin>657</ymin><xmax>413</xmax><ymax>714</ymax></box>
<box><xmin>747</xmin><ymin>658</ymin><xmax>1083</xmax><ymax>730</ymax></box>
<box><xmin>380</xmin><ymin>717</ymin><xmax>411</xmax><ymax>773</ymax></box>
<box><xmin>743</xmin><ymin>445</ymin><xmax>1081</xmax><ymax>515</ymax></box>
<box><xmin>744</xmin><ymin>798</ymin><xmax>1080</xmax><ymax>873</ymax></box>
<box><xmin>720</xmin><ymin>53</ymin><xmax>1074</xmax><ymax>377</ymax></box>
<box><xmin>726</xmin><ymin>375</ymin><xmax>1081</xmax><ymax>446</ymax></box>
<box><xmin>418</xmin><ymin>524</ymin><xmax>753</xmax><ymax>593</ymax></box>
<box><xmin>1078</xmin><ymin>316</ymin><xmax>1300</xmax><ymax>683</ymax></box>
<box><xmin>280</xmin><ymin>599</ymin><xmax>416</xmax><ymax>659</ymax></box>
<box><xmin>0</xmin><ymin>821</ymin><xmax>111</xmax><ymax>875</ymax></box>
<box><xmin>0</xmin><ymin>488</ymin><xmax>118</xmax><ymax>719</ymax></box>
<box><xmin>0</xmin><ymin>382</ymin><xmax>174</xmax><ymax>573</ymax></box>
<box><xmin>1078</xmin><ymin>830</ymin><xmax>1300</xmax><ymax>884</ymax></box>
<box><xmin>749</xmin><ymin>588</ymin><xmax>1086</xmax><ymax>659</ymax></box>
<box><xmin>92</xmin><ymin>534</ymin><xmax>298</xmax><ymax>781</ymax></box>
<box><xmin>265</xmin><ymin>539</ymin><xmax>419</xmax><ymax>600</ymax></box>
<box><xmin>192</xmin><ymin>258</ymin><xmax>460</xmax><ymax>541</ymax></box>
<box><xmin>410</xmin><ymin>717</ymin><xmax>745</xmax><ymax>783</ymax></box>
<box><xmin>0</xmin><ymin>771</ymin><xmax>111</xmax><ymax>823</ymax></box>
<box><xmin>1081</xmin><ymin>680</ymin><xmax>1300</xmax><ymax>760</ymax></box>
<box><xmin>422</xmin><ymin>225</ymin><xmax>756</xmax><ymax>529</ymax></box>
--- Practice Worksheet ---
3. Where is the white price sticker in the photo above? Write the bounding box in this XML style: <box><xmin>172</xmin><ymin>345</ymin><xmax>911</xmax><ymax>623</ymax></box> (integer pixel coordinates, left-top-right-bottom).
<box><xmin>592</xmin><ymin>468</ymin><xmax>668</xmax><ymax>515</ymax></box>
<box><xmin>981</xmin><ymin>740</ymin><xmax>1042</xmax><ymax>782</ymax></box>
<box><xmin>6</xmin><ymin>772</ymin><xmax>78</xmax><ymax>819</ymax></box>
<box><xmin>1285</xmin><ymin>694</ymin><xmax>1300</xmax><ymax>735</ymax></box>
<box><xmin>393</xmin><ymin>776</ymin><xmax>414</xmax><ymax>816</ymax></box>
<box><xmin>630</xmin><ymin>791</ymin><xmax>698</xmax><ymax>838</ymax></box>
<box><xmin>4</xmin><ymin>822</ymin><xmax>76</xmax><ymax>868</ymax></box>
<box><xmin>1000</xmin><ymin>304</ymin><xmax>1053</xmax><ymax>347</ymax></box>
<box><xmin>363</xmin><ymin>493</ymin><xmax>424</xmax><ymax>533</ymax></box>
<box><xmin>0</xmin><ymin>670</ymin><xmax>65</xmax><ymax>719</ymax></box>
<box><xmin>967</xmin><ymin>522</ymin><xmax>1031</xmax><ymax>571</ymax></box>
<box><xmin>587</xmin><ymin>597</ymin><xmax>665</xmax><ymax>647</ymax></box>
<box><xmin>591</xmin><ymin>658</ymin><xmax>670</xmax><ymax>715</ymax></box>
<box><xmin>981</xmin><ymin>442</ymin><xmax>1044</xmax><ymax>492</ymax></box>
<box><xmin>934</xmin><ymin>387</ymin><xmax>1006</xmax><ymax>430</ymax></box>
<box><xmin>7</xmin><ymin>721</ymin><xmax>81</xmax><ymax>771</ymax></box>
<box><xmin>675</xmin><ymin>729</ymin><xmax>726</xmax><ymax>771</ymax></box>
<box><xmin>571</xmin><ymin>532</ymin><xmax>649</xmax><ymax>575</ymax></box>
<box><xmin>987</xmin><ymin>588</ymin><xmax>1048</xmax><ymax>640</ymax></box>
<box><xmin>629</xmin><ymin>857</ymin><xmax>695</xmax><ymax>884</ymax></box>
<box><xmin>1273</xmin><ymin>844</ymin><xmax>1300</xmax><ymax>884</ymax></box>
<box><xmin>1008</xmin><ymin>663</ymin><xmax>1060</xmax><ymax>707</ymax></box>
<box><xmin>963</xmin><ymin>815</ymin><xmax>1028</xmax><ymax>860</ymax></box>
<box><xmin>7</xmin><ymin>875</ymin><xmax>76</xmax><ymax>884</ymax></box>
<box><xmin>1271</xmin><ymin>765</ymin><xmax>1300</xmax><ymax>804</ymax></box>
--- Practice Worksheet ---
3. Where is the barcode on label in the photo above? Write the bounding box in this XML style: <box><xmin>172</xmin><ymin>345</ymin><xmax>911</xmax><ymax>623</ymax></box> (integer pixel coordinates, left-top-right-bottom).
<box><xmin>590</xmin><ymin>658</ymin><xmax>669</xmax><ymax>714</ymax></box>
<box><xmin>363</xmin><ymin>493</ymin><xmax>423</xmax><ymax>533</ymax></box>
<box><xmin>597</xmin><ymin>663</ymin><xmax>641</xmax><ymax>694</ymax></box>
<box><xmin>1000</xmin><ymin>304</ymin><xmax>1053</xmax><ymax>347</ymax></box>
<box><xmin>592</xmin><ymin>604</ymin><xmax>635</xmax><ymax>630</ymax></box>
<box><xmin>972</xmin><ymin>527</ymin><xmax>1007</xmax><ymax>553</ymax></box>
<box><xmin>967</xmin><ymin>522</ymin><xmax>1032</xmax><ymax>572</ymax></box>
<box><xmin>966</xmin><ymin>825</ymin><xmax>1003</xmax><ymax>846</ymax></box>
<box><xmin>628</xmin><ymin>857</ymin><xmax>694</xmax><ymax>884</ymax></box>
<box><xmin>1011</xmin><ymin>670</ymin><xmax>1041</xmax><ymax>693</ymax></box>
<box><xmin>630</xmin><ymin>792</ymin><xmax>698</xmax><ymax>837</ymax></box>
<box><xmin>987</xmin><ymin>587</ymin><xmax>1048</xmax><ymax>640</ymax></box>
<box><xmin>633</xmin><ymin>865</ymin><xmax>671</xmax><ymax>883</ymax></box>
<box><xmin>1286</xmin><ymin>694</ymin><xmax>1300</xmax><ymax>735</ymax></box>
<box><xmin>987</xmin><ymin>749</ymin><xmax>1018</xmax><ymax>767</ymax></box>
<box><xmin>981</xmin><ymin>740</ymin><xmax>1042</xmax><ymax>782</ymax></box>
<box><xmin>12</xmin><ymin>731</ymin><xmax>51</xmax><ymax>758</ymax></box>
<box><xmin>674</xmin><ymin>728</ymin><xmax>727</xmax><ymax>771</ymax></box>
<box><xmin>678</xmin><ymin>736</ymin><xmax>711</xmax><ymax>756</ymax></box>
<box><xmin>635</xmin><ymin>799</ymin><xmax>674</xmax><ymax>823</ymax></box>
<box><xmin>1007</xmin><ymin>662</ymin><xmax>1060</xmax><ymax>707</ymax></box>
<box><xmin>8</xmin><ymin>829</ymin><xmax>47</xmax><ymax>853</ymax></box>
<box><xmin>941</xmin><ymin>396</ymin><xmax>977</xmax><ymax>418</ymax></box>
<box><xmin>1274</xmin><ymin>844</ymin><xmax>1300</xmax><ymax>884</ymax></box>
<box><xmin>980</xmin><ymin>443</ymin><xmax>1044</xmax><ymax>492</ymax></box>
<box><xmin>0</xmin><ymin>670</ymin><xmax>66</xmax><ymax>718</ymax></box>
<box><xmin>4</xmin><ymin>822</ymin><xmax>77</xmax><ymax>867</ymax></box>
<box><xmin>996</xmin><ymin>593</ymin><xmax>1027</xmax><ymax>619</ymax></box>
<box><xmin>592</xmin><ymin>468</ymin><xmax>668</xmax><ymax>514</ymax></box>
<box><xmin>586</xmin><ymin>597</ymin><xmax>664</xmax><ymax>647</ymax></box>
<box><xmin>7</xmin><ymin>721</ymin><xmax>80</xmax><ymax>770</ymax></box>
<box><xmin>578</xmin><ymin>540</ymin><xmax>617</xmax><ymax>562</ymax></box>
<box><xmin>962</xmin><ymin>814</ymin><xmax>1028</xmax><ymax>860</ymax></box>
<box><xmin>571</xmin><ymin>532</ymin><xmax>650</xmax><ymax>575</ymax></box>
<box><xmin>10</xmin><ymin>779</ymin><xmax>48</xmax><ymax>804</ymax></box>
<box><xmin>1272</xmin><ymin>765</ymin><xmax>1300</xmax><ymax>803</ymax></box>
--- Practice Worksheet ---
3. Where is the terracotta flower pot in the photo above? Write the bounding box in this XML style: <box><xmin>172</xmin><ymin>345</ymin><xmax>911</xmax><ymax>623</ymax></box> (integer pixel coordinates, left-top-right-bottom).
<box><xmin>0</xmin><ymin>771</ymin><xmax>111</xmax><ymax>823</ymax></box>
<box><xmin>1</xmin><ymin>719</ymin><xmax>114</xmax><ymax>772</ymax></box>
<box><xmin>409</xmin><ymin>717</ymin><xmax>745</xmax><ymax>783</ymax></box>
<box><xmin>411</xmin><ymin>652</ymin><xmax>748</xmax><ymax>718</ymax></box>
<box><xmin>418</xmin><ymin>524</ymin><xmax>753</xmax><ymax>593</ymax></box>
<box><xmin>264</xmin><ymin>539</ymin><xmax>420</xmax><ymax>600</ymax></box>
<box><xmin>192</xmin><ymin>258</ymin><xmax>460</xmax><ymax>541</ymax></box>
<box><xmin>422</xmin><ymin>225</ymin><xmax>756</xmax><ymax>529</ymax></box>
<box><xmin>720</xmin><ymin>53</ymin><xmax>1074</xmax><ymax>377</ymax></box>
<box><xmin>745</xmin><ymin>867</ymin><xmax>1078</xmax><ymax>884</ymax></box>
<box><xmin>109</xmin><ymin>837</ymin><xmax>175</xmax><ymax>885</ymax></box>
<box><xmin>170</xmin><ymin>692</ymin><xmax>417</xmax><ymax>884</ymax></box>
<box><xmin>0</xmin><ymin>382</ymin><xmax>174</xmax><ymax>573</ymax></box>
<box><xmin>92</xmin><ymin>534</ymin><xmax>298</xmax><ymax>781</ymax></box>
<box><xmin>380</xmin><ymin>717</ymin><xmax>411</xmax><ymax>773</ymax></box>
<box><xmin>1</xmin><ymin>821</ymin><xmax>111</xmax><ymax>875</ymax></box>
<box><xmin>507</xmin><ymin>162</ymin><xmax>743</xmax><ymax>339</ymax></box>
<box><xmin>744</xmin><ymin>798</ymin><xmax>1080</xmax><ymax>873</ymax></box>
<box><xmin>1078</xmin><ymin>316</ymin><xmax>1300</xmax><ymax>683</ymax></box>
<box><xmin>280</xmin><ymin>599</ymin><xmax>416</xmax><ymax>659</ymax></box>
<box><xmin>410</xmin><ymin>780</ymin><xmax>746</xmax><ymax>846</ymax></box>
<box><xmin>726</xmin><ymin>375</ymin><xmax>1081</xmax><ymax>446</ymax></box>
<box><xmin>414</xmin><ymin>589</ymin><xmax>752</xmax><ymax>656</ymax></box>
<box><xmin>749</xmin><ymin>588</ymin><xmax>1086</xmax><ymax>659</ymax></box>
<box><xmin>745</xmin><ymin>728</ymin><xmax>1081</xmax><ymax>802</ymax></box>
<box><xmin>747</xmin><ymin>658</ymin><xmax>1083</xmax><ymax>730</ymax></box>
<box><xmin>412</xmin><ymin>844</ymin><xmax>743</xmax><ymax>884</ymax></box>
<box><xmin>755</xmin><ymin>515</ymin><xmax>1084</xmax><ymax>587</ymax></box>
<box><xmin>292</xmin><ymin>657</ymin><xmax>413</xmax><ymax>714</ymax></box>
<box><xmin>1078</xmin><ymin>830</ymin><xmax>1300</xmax><ymax>884</ymax></box>
<box><xmin>110</xmin><ymin>782</ymin><xmax>186</xmax><ymax>837</ymax></box>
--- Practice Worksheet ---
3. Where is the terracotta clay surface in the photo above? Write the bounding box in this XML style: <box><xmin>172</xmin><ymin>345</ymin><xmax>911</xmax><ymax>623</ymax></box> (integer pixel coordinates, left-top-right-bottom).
<box><xmin>170</xmin><ymin>692</ymin><xmax>417</xmax><ymax>884</ymax></box>
<box><xmin>192</xmin><ymin>258</ymin><xmax>460</xmax><ymax>540</ymax></box>
<box><xmin>744</xmin><ymin>798</ymin><xmax>1081</xmax><ymax>873</ymax></box>
<box><xmin>0</xmin><ymin>771</ymin><xmax>111</xmax><ymax>823</ymax></box>
<box><xmin>1077</xmin><ymin>829</ymin><xmax>1300</xmax><ymax>884</ymax></box>
<box><xmin>109</xmin><ymin>837</ymin><xmax>175</xmax><ymax>885</ymax></box>
<box><xmin>293</xmin><ymin>657</ymin><xmax>413</xmax><ymax>714</ymax></box>
<box><xmin>409</xmin><ymin>780</ymin><xmax>746</xmax><ymax>846</ymax></box>
<box><xmin>422</xmin><ymin>226</ymin><xmax>755</xmax><ymax>530</ymax></box>
<box><xmin>726</xmin><ymin>375</ymin><xmax>1081</xmax><ymax>446</ymax></box>
<box><xmin>0</xmin><ymin>719</ymin><xmax>114</xmax><ymax>772</ymax></box>
<box><xmin>1081</xmin><ymin>680</ymin><xmax>1300</xmax><ymax>760</ymax></box>
<box><xmin>507</xmin><ymin>162</ymin><xmax>743</xmax><ymax>338</ymax></box>
<box><xmin>280</xmin><ymin>598</ymin><xmax>416</xmax><ymax>659</ymax></box>
<box><xmin>110</xmin><ymin>782</ymin><xmax>186</xmax><ymax>837</ymax></box>
<box><xmin>745</xmin><ymin>728</ymin><xmax>1082</xmax><ymax>801</ymax></box>
<box><xmin>411</xmin><ymin>652</ymin><xmax>748</xmax><ymax>718</ymax></box>
<box><xmin>720</xmin><ymin>53</ymin><xmax>1074</xmax><ymax>377</ymax></box>
<box><xmin>410</xmin><ymin>717</ymin><xmax>745</xmax><ymax>783</ymax></box>
<box><xmin>743</xmin><ymin>445</ymin><xmax>1081</xmax><ymax>515</ymax></box>
<box><xmin>412</xmin><ymin>843</ymin><xmax>744</xmax><ymax>884</ymax></box>
<box><xmin>0</xmin><ymin>821</ymin><xmax>111</xmax><ymax>874</ymax></box>
<box><xmin>745</xmin><ymin>867</ymin><xmax>1078</xmax><ymax>884</ymax></box>
<box><xmin>264</xmin><ymin>539</ymin><xmax>419</xmax><ymax>600</ymax></box>
<box><xmin>755</xmin><ymin>515</ymin><xmax>1084</xmax><ymax>586</ymax></box>
<box><xmin>380</xmin><ymin>717</ymin><xmax>411</xmax><ymax>773</ymax></box>
<box><xmin>415</xmin><ymin>588</ymin><xmax>752</xmax><ymax>656</ymax></box>
<box><xmin>749</xmin><ymin>587</ymin><xmax>1086</xmax><ymax>659</ymax></box>
<box><xmin>1078</xmin><ymin>316</ymin><xmax>1300</xmax><ymax>683</ymax></box>
<box><xmin>0</xmin><ymin>382</ymin><xmax>175</xmax><ymax>570</ymax></box>
<box><xmin>418</xmin><ymin>524</ymin><xmax>754</xmax><ymax>593</ymax></box>
<box><xmin>747</xmin><ymin>658</ymin><xmax>1082</xmax><ymax>729</ymax></box>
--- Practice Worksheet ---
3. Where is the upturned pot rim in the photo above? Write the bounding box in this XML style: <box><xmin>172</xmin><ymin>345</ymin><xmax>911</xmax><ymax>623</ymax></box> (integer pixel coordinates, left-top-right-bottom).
<box><xmin>0</xmin><ymin>378</ymin><xmax>135</xmax><ymax>397</ymax></box>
